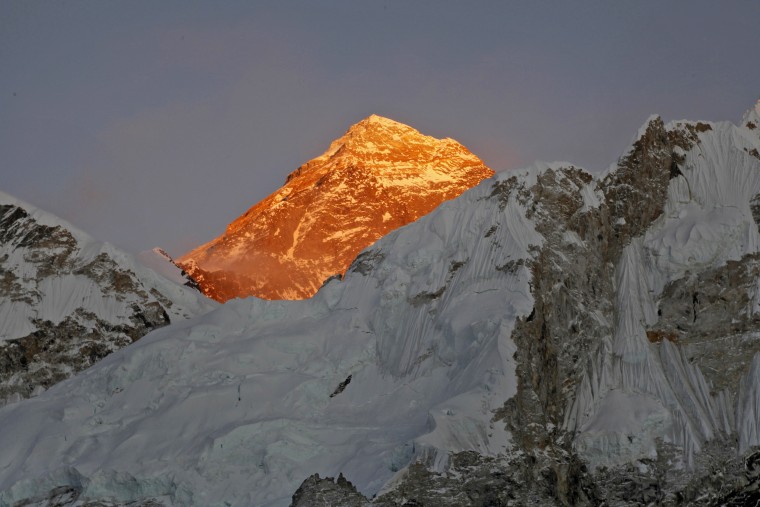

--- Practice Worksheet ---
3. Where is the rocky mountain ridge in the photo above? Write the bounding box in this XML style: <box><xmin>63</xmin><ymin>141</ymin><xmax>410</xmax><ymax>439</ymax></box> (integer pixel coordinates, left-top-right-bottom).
<box><xmin>0</xmin><ymin>191</ymin><xmax>215</xmax><ymax>405</ymax></box>
<box><xmin>178</xmin><ymin>114</ymin><xmax>493</xmax><ymax>301</ymax></box>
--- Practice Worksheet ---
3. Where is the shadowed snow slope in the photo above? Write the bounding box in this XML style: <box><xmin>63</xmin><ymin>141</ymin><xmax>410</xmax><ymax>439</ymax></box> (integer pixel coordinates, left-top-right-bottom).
<box><xmin>0</xmin><ymin>171</ymin><xmax>538</xmax><ymax>506</ymax></box>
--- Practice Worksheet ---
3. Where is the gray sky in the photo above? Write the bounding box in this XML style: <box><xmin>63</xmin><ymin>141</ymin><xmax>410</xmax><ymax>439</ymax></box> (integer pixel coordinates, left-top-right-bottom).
<box><xmin>2</xmin><ymin>1</ymin><xmax>759</xmax><ymax>256</ymax></box>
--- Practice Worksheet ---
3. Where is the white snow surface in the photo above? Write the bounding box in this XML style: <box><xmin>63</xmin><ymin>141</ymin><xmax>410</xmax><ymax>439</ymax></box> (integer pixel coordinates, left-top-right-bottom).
<box><xmin>136</xmin><ymin>248</ymin><xmax>196</xmax><ymax>288</ymax></box>
<box><xmin>737</xmin><ymin>353</ymin><xmax>760</xmax><ymax>453</ymax></box>
<box><xmin>0</xmin><ymin>173</ymin><xmax>540</xmax><ymax>506</ymax></box>
<box><xmin>568</xmin><ymin>118</ymin><xmax>760</xmax><ymax>468</ymax></box>
<box><xmin>0</xmin><ymin>192</ymin><xmax>214</xmax><ymax>342</ymax></box>
<box><xmin>742</xmin><ymin>99</ymin><xmax>760</xmax><ymax>130</ymax></box>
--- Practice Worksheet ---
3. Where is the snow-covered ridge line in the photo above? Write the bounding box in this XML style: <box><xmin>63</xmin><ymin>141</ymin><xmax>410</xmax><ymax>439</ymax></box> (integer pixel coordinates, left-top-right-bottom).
<box><xmin>0</xmin><ymin>190</ymin><xmax>96</xmax><ymax>247</ymax></box>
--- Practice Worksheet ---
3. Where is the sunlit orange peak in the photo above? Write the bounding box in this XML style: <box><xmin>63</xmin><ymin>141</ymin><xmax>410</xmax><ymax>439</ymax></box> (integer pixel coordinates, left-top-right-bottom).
<box><xmin>178</xmin><ymin>115</ymin><xmax>493</xmax><ymax>302</ymax></box>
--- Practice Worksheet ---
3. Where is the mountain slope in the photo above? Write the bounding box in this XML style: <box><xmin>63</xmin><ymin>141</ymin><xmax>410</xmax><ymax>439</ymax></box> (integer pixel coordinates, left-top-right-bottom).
<box><xmin>1</xmin><ymin>104</ymin><xmax>760</xmax><ymax>506</ymax></box>
<box><xmin>0</xmin><ymin>191</ymin><xmax>216</xmax><ymax>405</ymax></box>
<box><xmin>0</xmin><ymin>166</ymin><xmax>534</xmax><ymax>506</ymax></box>
<box><xmin>178</xmin><ymin>115</ymin><xmax>493</xmax><ymax>301</ymax></box>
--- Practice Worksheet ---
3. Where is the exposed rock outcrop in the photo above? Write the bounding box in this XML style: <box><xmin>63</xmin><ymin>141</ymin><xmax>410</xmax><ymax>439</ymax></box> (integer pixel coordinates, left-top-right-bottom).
<box><xmin>291</xmin><ymin>473</ymin><xmax>369</xmax><ymax>507</ymax></box>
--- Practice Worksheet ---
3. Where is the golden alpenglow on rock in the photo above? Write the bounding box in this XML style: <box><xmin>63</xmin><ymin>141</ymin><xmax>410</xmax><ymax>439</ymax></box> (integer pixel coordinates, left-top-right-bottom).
<box><xmin>178</xmin><ymin>115</ymin><xmax>494</xmax><ymax>301</ymax></box>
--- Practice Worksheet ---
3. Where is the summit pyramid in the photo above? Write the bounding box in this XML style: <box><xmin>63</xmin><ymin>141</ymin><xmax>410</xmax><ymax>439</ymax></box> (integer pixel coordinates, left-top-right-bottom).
<box><xmin>178</xmin><ymin>115</ymin><xmax>493</xmax><ymax>301</ymax></box>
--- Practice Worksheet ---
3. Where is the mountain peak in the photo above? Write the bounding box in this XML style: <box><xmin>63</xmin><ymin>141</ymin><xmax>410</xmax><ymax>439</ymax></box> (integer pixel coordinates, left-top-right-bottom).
<box><xmin>315</xmin><ymin>115</ymin><xmax>475</xmax><ymax>171</ymax></box>
<box><xmin>339</xmin><ymin>114</ymin><xmax>420</xmax><ymax>142</ymax></box>
<box><xmin>362</xmin><ymin>113</ymin><xmax>402</xmax><ymax>126</ymax></box>
<box><xmin>310</xmin><ymin>114</ymin><xmax>422</xmax><ymax>164</ymax></box>
<box><xmin>178</xmin><ymin>116</ymin><xmax>493</xmax><ymax>301</ymax></box>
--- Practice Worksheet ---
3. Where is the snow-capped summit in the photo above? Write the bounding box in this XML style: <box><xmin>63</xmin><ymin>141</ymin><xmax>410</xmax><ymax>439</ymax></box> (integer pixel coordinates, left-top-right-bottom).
<box><xmin>178</xmin><ymin>116</ymin><xmax>493</xmax><ymax>301</ymax></box>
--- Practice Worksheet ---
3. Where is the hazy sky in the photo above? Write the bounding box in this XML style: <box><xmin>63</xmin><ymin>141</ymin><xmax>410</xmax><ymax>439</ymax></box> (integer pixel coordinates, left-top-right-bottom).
<box><xmin>2</xmin><ymin>1</ymin><xmax>759</xmax><ymax>256</ymax></box>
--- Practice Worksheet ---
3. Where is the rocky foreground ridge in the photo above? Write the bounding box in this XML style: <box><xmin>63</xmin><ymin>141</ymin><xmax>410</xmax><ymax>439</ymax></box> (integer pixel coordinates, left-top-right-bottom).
<box><xmin>0</xmin><ymin>103</ymin><xmax>759</xmax><ymax>506</ymax></box>
<box><xmin>0</xmin><ymin>192</ymin><xmax>215</xmax><ymax>406</ymax></box>
<box><xmin>178</xmin><ymin>114</ymin><xmax>493</xmax><ymax>301</ymax></box>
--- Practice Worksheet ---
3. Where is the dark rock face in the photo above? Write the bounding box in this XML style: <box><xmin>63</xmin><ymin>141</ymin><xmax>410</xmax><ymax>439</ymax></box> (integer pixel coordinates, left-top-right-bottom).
<box><xmin>594</xmin><ymin>442</ymin><xmax>760</xmax><ymax>506</ymax></box>
<box><xmin>485</xmin><ymin>118</ymin><xmax>682</xmax><ymax>505</ymax></box>
<box><xmin>648</xmin><ymin>253</ymin><xmax>760</xmax><ymax>396</ymax></box>
<box><xmin>291</xmin><ymin>473</ymin><xmax>370</xmax><ymax>507</ymax></box>
<box><xmin>0</xmin><ymin>305</ymin><xmax>170</xmax><ymax>401</ymax></box>
<box><xmin>0</xmin><ymin>205</ymin><xmax>79</xmax><ymax>261</ymax></box>
<box><xmin>330</xmin><ymin>374</ymin><xmax>352</xmax><ymax>397</ymax></box>
<box><xmin>602</xmin><ymin>117</ymin><xmax>678</xmax><ymax>259</ymax></box>
<box><xmin>751</xmin><ymin>194</ymin><xmax>760</xmax><ymax>231</ymax></box>
<box><xmin>370</xmin><ymin>451</ymin><xmax>597</xmax><ymax>507</ymax></box>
